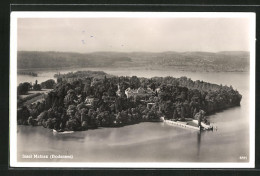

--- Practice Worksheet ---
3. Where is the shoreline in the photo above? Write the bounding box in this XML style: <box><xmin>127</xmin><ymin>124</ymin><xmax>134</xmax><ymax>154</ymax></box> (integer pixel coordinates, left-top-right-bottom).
<box><xmin>18</xmin><ymin>119</ymin><xmax>164</xmax><ymax>132</ymax></box>
<box><xmin>17</xmin><ymin>66</ymin><xmax>249</xmax><ymax>73</ymax></box>
<box><xmin>17</xmin><ymin>104</ymin><xmax>239</xmax><ymax>133</ymax></box>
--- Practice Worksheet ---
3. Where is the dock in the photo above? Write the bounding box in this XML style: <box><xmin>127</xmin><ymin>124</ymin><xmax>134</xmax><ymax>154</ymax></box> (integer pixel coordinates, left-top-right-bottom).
<box><xmin>164</xmin><ymin>119</ymin><xmax>200</xmax><ymax>131</ymax></box>
<box><xmin>162</xmin><ymin>117</ymin><xmax>213</xmax><ymax>131</ymax></box>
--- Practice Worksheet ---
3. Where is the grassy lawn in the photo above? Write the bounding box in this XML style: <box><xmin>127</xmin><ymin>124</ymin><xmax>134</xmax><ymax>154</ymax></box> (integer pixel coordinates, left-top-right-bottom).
<box><xmin>18</xmin><ymin>89</ymin><xmax>52</xmax><ymax>107</ymax></box>
<box><xmin>19</xmin><ymin>89</ymin><xmax>52</xmax><ymax>99</ymax></box>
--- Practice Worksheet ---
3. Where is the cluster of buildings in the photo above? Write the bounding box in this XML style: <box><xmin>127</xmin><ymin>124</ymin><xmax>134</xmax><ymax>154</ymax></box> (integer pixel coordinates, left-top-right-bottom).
<box><xmin>85</xmin><ymin>85</ymin><xmax>159</xmax><ymax>108</ymax></box>
<box><xmin>124</xmin><ymin>87</ymin><xmax>154</xmax><ymax>98</ymax></box>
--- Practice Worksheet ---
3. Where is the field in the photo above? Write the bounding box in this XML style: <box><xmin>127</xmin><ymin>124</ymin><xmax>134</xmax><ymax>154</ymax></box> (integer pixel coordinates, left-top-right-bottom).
<box><xmin>18</xmin><ymin>89</ymin><xmax>52</xmax><ymax>107</ymax></box>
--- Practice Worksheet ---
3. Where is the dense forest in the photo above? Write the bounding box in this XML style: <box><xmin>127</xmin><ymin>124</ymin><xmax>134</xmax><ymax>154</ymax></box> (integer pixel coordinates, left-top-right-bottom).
<box><xmin>17</xmin><ymin>51</ymin><xmax>249</xmax><ymax>72</ymax></box>
<box><xmin>17</xmin><ymin>71</ymin><xmax>242</xmax><ymax>131</ymax></box>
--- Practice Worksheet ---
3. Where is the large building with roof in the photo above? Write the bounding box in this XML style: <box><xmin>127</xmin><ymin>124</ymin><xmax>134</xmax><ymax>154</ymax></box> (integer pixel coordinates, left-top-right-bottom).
<box><xmin>125</xmin><ymin>87</ymin><xmax>154</xmax><ymax>99</ymax></box>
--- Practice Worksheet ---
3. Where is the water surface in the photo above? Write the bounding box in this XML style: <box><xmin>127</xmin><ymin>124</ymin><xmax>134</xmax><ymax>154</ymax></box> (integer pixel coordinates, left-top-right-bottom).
<box><xmin>17</xmin><ymin>68</ymin><xmax>250</xmax><ymax>163</ymax></box>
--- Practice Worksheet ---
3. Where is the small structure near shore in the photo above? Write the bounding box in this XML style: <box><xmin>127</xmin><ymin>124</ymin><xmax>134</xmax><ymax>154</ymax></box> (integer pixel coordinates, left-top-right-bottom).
<box><xmin>163</xmin><ymin>117</ymin><xmax>213</xmax><ymax>131</ymax></box>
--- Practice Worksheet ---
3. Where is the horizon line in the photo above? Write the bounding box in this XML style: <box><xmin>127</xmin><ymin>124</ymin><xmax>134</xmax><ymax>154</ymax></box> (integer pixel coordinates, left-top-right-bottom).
<box><xmin>17</xmin><ymin>50</ymin><xmax>250</xmax><ymax>54</ymax></box>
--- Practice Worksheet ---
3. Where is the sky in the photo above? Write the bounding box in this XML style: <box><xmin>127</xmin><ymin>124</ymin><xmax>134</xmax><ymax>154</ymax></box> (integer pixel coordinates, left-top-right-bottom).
<box><xmin>17</xmin><ymin>17</ymin><xmax>252</xmax><ymax>53</ymax></box>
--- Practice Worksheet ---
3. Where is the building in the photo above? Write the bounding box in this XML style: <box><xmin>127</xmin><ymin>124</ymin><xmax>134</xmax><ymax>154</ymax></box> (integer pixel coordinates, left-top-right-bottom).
<box><xmin>155</xmin><ymin>88</ymin><xmax>161</xmax><ymax>93</ymax></box>
<box><xmin>125</xmin><ymin>87</ymin><xmax>154</xmax><ymax>99</ymax></box>
<box><xmin>85</xmin><ymin>97</ymin><xmax>98</xmax><ymax>106</ymax></box>
<box><xmin>147</xmin><ymin>102</ymin><xmax>155</xmax><ymax>109</ymax></box>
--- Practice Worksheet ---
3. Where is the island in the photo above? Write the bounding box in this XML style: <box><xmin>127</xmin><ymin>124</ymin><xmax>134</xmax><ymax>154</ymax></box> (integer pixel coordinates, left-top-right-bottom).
<box><xmin>17</xmin><ymin>71</ymin><xmax>242</xmax><ymax>131</ymax></box>
<box><xmin>18</xmin><ymin>70</ymin><xmax>38</xmax><ymax>77</ymax></box>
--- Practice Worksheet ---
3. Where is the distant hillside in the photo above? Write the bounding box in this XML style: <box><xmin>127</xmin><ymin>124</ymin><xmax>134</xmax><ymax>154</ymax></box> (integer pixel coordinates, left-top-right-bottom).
<box><xmin>17</xmin><ymin>51</ymin><xmax>250</xmax><ymax>72</ymax></box>
<box><xmin>17</xmin><ymin>51</ymin><xmax>132</xmax><ymax>69</ymax></box>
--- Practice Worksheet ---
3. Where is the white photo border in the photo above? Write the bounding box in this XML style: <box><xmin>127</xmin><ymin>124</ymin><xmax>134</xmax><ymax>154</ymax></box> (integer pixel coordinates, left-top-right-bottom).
<box><xmin>10</xmin><ymin>11</ymin><xmax>256</xmax><ymax>168</ymax></box>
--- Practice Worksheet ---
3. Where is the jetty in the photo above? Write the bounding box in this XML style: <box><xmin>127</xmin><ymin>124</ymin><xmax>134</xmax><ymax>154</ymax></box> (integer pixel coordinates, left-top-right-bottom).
<box><xmin>162</xmin><ymin>117</ymin><xmax>213</xmax><ymax>131</ymax></box>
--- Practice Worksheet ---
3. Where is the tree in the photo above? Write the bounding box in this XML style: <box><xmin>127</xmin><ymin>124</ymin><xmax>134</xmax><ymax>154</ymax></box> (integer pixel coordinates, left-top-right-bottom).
<box><xmin>75</xmin><ymin>87</ymin><xmax>82</xmax><ymax>95</ymax></box>
<box><xmin>66</xmin><ymin>105</ymin><xmax>77</xmax><ymax>119</ymax></box>
<box><xmin>33</xmin><ymin>84</ymin><xmax>42</xmax><ymax>91</ymax></box>
<box><xmin>149</xmin><ymin>82</ymin><xmax>156</xmax><ymax>91</ymax></box>
<box><xmin>17</xmin><ymin>106</ymin><xmax>30</xmax><ymax>125</ymax></box>
<box><xmin>57</xmin><ymin>77</ymin><xmax>62</xmax><ymax>83</ymax></box>
<box><xmin>66</xmin><ymin>118</ymin><xmax>80</xmax><ymax>130</ymax></box>
<box><xmin>83</xmin><ymin>83</ymin><xmax>92</xmax><ymax>96</ymax></box>
<box><xmin>81</xmin><ymin>121</ymin><xmax>88</xmax><ymax>130</ymax></box>
<box><xmin>17</xmin><ymin>82</ymin><xmax>31</xmax><ymax>95</ymax></box>
<box><xmin>64</xmin><ymin>89</ymin><xmax>77</xmax><ymax>107</ymax></box>
<box><xmin>40</xmin><ymin>79</ymin><xmax>56</xmax><ymax>89</ymax></box>
<box><xmin>37</xmin><ymin>111</ymin><xmax>48</xmax><ymax>123</ymax></box>
<box><xmin>130</xmin><ymin>76</ymin><xmax>141</xmax><ymax>89</ymax></box>
<box><xmin>107</xmin><ymin>84</ymin><xmax>117</xmax><ymax>97</ymax></box>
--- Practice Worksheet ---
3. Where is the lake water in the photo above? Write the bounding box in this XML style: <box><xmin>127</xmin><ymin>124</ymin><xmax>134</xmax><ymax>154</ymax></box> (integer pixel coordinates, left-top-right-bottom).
<box><xmin>17</xmin><ymin>68</ymin><xmax>250</xmax><ymax>163</ymax></box>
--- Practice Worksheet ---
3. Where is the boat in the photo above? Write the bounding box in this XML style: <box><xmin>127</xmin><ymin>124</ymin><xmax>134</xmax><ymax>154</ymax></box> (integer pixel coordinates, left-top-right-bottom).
<box><xmin>161</xmin><ymin>117</ymin><xmax>213</xmax><ymax>131</ymax></box>
<box><xmin>53</xmin><ymin>129</ymin><xmax>74</xmax><ymax>134</ymax></box>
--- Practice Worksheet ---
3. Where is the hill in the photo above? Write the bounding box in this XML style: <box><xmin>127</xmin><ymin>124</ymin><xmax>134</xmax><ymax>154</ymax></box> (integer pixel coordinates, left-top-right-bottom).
<box><xmin>17</xmin><ymin>51</ymin><xmax>250</xmax><ymax>72</ymax></box>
